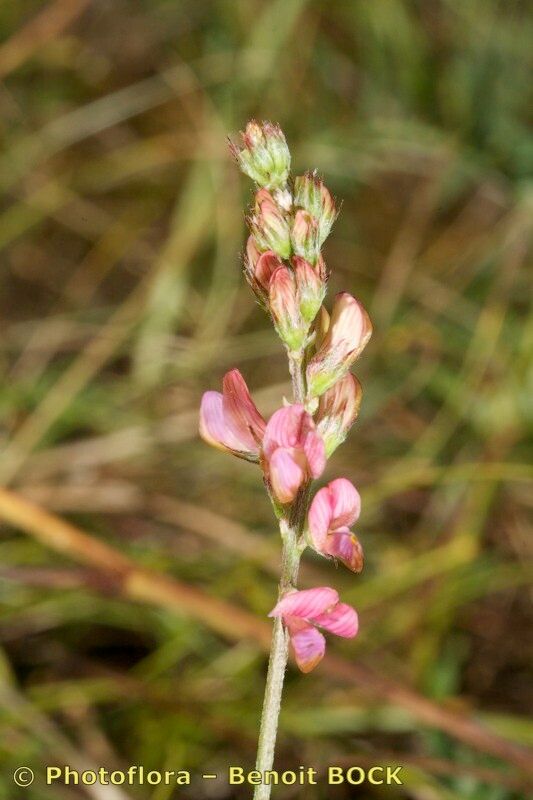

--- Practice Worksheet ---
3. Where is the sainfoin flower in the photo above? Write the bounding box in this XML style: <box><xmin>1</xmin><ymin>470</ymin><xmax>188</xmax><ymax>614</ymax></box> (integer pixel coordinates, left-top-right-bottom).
<box><xmin>199</xmin><ymin>369</ymin><xmax>265</xmax><ymax>461</ymax></box>
<box><xmin>308</xmin><ymin>478</ymin><xmax>363</xmax><ymax>572</ymax></box>
<box><xmin>307</xmin><ymin>292</ymin><xmax>372</xmax><ymax>398</ymax></box>
<box><xmin>269</xmin><ymin>587</ymin><xmax>358</xmax><ymax>672</ymax></box>
<box><xmin>263</xmin><ymin>405</ymin><xmax>326</xmax><ymax>503</ymax></box>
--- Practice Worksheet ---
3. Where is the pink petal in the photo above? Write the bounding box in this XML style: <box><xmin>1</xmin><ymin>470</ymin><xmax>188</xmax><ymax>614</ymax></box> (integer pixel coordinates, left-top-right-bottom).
<box><xmin>269</xmin><ymin>587</ymin><xmax>339</xmax><ymax>620</ymax></box>
<box><xmin>325</xmin><ymin>528</ymin><xmax>364</xmax><ymax>573</ymax></box>
<box><xmin>199</xmin><ymin>391</ymin><xmax>247</xmax><ymax>453</ymax></box>
<box><xmin>328</xmin><ymin>293</ymin><xmax>373</xmax><ymax>357</ymax></box>
<box><xmin>255</xmin><ymin>251</ymin><xmax>283</xmax><ymax>290</ymax></box>
<box><xmin>312</xmin><ymin>602</ymin><xmax>359</xmax><ymax>639</ymax></box>
<box><xmin>268</xmin><ymin>447</ymin><xmax>304</xmax><ymax>504</ymax></box>
<box><xmin>308</xmin><ymin>486</ymin><xmax>332</xmax><ymax>549</ymax></box>
<box><xmin>328</xmin><ymin>478</ymin><xmax>361</xmax><ymax>529</ymax></box>
<box><xmin>308</xmin><ymin>479</ymin><xmax>360</xmax><ymax>550</ymax></box>
<box><xmin>222</xmin><ymin>369</ymin><xmax>265</xmax><ymax>452</ymax></box>
<box><xmin>286</xmin><ymin>618</ymin><xmax>326</xmax><ymax>673</ymax></box>
<box><xmin>303</xmin><ymin>431</ymin><xmax>326</xmax><ymax>479</ymax></box>
<box><xmin>263</xmin><ymin>404</ymin><xmax>307</xmax><ymax>457</ymax></box>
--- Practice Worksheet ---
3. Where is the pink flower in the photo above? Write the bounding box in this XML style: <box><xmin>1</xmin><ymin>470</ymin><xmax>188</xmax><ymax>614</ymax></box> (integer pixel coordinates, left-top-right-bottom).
<box><xmin>199</xmin><ymin>369</ymin><xmax>266</xmax><ymax>461</ymax></box>
<box><xmin>263</xmin><ymin>405</ymin><xmax>326</xmax><ymax>503</ymax></box>
<box><xmin>308</xmin><ymin>478</ymin><xmax>364</xmax><ymax>572</ymax></box>
<box><xmin>269</xmin><ymin>587</ymin><xmax>358</xmax><ymax>672</ymax></box>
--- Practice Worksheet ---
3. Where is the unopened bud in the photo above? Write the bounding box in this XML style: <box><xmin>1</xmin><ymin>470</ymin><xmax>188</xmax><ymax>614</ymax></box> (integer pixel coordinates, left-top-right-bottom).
<box><xmin>317</xmin><ymin>373</ymin><xmax>362</xmax><ymax>456</ymax></box>
<box><xmin>269</xmin><ymin>267</ymin><xmax>307</xmax><ymax>351</ymax></box>
<box><xmin>249</xmin><ymin>189</ymin><xmax>291</xmax><ymax>259</ymax></box>
<box><xmin>244</xmin><ymin>236</ymin><xmax>283</xmax><ymax>304</ymax></box>
<box><xmin>229</xmin><ymin>120</ymin><xmax>290</xmax><ymax>190</ymax></box>
<box><xmin>293</xmin><ymin>256</ymin><xmax>326</xmax><ymax>324</ymax></box>
<box><xmin>306</xmin><ymin>292</ymin><xmax>372</xmax><ymax>398</ymax></box>
<box><xmin>291</xmin><ymin>209</ymin><xmax>320</xmax><ymax>264</ymax></box>
<box><xmin>294</xmin><ymin>172</ymin><xmax>337</xmax><ymax>246</ymax></box>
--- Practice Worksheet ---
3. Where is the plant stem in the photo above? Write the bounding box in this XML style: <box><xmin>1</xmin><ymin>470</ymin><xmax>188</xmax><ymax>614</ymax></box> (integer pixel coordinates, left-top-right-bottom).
<box><xmin>288</xmin><ymin>349</ymin><xmax>305</xmax><ymax>404</ymax></box>
<box><xmin>253</xmin><ymin>351</ymin><xmax>307</xmax><ymax>800</ymax></box>
<box><xmin>253</xmin><ymin>521</ymin><xmax>300</xmax><ymax>800</ymax></box>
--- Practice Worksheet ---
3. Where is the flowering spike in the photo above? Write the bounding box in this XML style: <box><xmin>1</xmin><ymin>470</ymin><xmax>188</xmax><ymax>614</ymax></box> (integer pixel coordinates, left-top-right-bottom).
<box><xmin>229</xmin><ymin>120</ymin><xmax>290</xmax><ymax>190</ymax></box>
<box><xmin>306</xmin><ymin>292</ymin><xmax>372</xmax><ymax>398</ymax></box>
<box><xmin>317</xmin><ymin>373</ymin><xmax>362</xmax><ymax>456</ymax></box>
<box><xmin>202</xmin><ymin>120</ymin><xmax>372</xmax><ymax>776</ymax></box>
<box><xmin>294</xmin><ymin>172</ymin><xmax>337</xmax><ymax>246</ymax></box>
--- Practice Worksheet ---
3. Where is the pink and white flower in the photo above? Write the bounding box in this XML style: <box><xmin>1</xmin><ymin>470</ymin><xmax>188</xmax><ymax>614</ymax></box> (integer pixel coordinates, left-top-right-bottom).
<box><xmin>308</xmin><ymin>478</ymin><xmax>364</xmax><ymax>573</ymax></box>
<box><xmin>269</xmin><ymin>587</ymin><xmax>358</xmax><ymax>672</ymax></box>
<box><xmin>262</xmin><ymin>404</ymin><xmax>326</xmax><ymax>503</ymax></box>
<box><xmin>199</xmin><ymin>369</ymin><xmax>266</xmax><ymax>461</ymax></box>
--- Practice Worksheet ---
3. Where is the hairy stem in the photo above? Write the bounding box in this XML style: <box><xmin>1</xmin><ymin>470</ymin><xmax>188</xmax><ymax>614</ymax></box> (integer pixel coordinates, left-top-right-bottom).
<box><xmin>253</xmin><ymin>351</ymin><xmax>307</xmax><ymax>800</ymax></box>
<box><xmin>288</xmin><ymin>349</ymin><xmax>305</xmax><ymax>404</ymax></box>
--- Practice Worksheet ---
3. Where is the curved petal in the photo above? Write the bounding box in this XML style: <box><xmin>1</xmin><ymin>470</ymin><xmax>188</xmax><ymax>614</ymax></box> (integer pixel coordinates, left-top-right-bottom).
<box><xmin>328</xmin><ymin>478</ymin><xmax>361</xmax><ymax>529</ymax></box>
<box><xmin>325</xmin><ymin>528</ymin><xmax>364</xmax><ymax>573</ymax></box>
<box><xmin>286</xmin><ymin>618</ymin><xmax>326</xmax><ymax>673</ymax></box>
<box><xmin>269</xmin><ymin>587</ymin><xmax>339</xmax><ymax>620</ymax></box>
<box><xmin>268</xmin><ymin>447</ymin><xmax>304</xmax><ymax>504</ymax></box>
<box><xmin>263</xmin><ymin>404</ymin><xmax>307</xmax><ymax>457</ymax></box>
<box><xmin>303</xmin><ymin>431</ymin><xmax>326</xmax><ymax>479</ymax></box>
<box><xmin>327</xmin><ymin>293</ymin><xmax>373</xmax><ymax>359</ymax></box>
<box><xmin>255</xmin><ymin>251</ymin><xmax>283</xmax><ymax>290</ymax></box>
<box><xmin>308</xmin><ymin>486</ymin><xmax>332</xmax><ymax>550</ymax></box>
<box><xmin>222</xmin><ymin>369</ymin><xmax>265</xmax><ymax>452</ymax></box>
<box><xmin>199</xmin><ymin>391</ymin><xmax>247</xmax><ymax>453</ymax></box>
<box><xmin>312</xmin><ymin>602</ymin><xmax>358</xmax><ymax>639</ymax></box>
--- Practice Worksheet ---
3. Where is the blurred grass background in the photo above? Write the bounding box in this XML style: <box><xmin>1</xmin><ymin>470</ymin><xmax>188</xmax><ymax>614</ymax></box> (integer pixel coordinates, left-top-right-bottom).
<box><xmin>0</xmin><ymin>1</ymin><xmax>532</xmax><ymax>798</ymax></box>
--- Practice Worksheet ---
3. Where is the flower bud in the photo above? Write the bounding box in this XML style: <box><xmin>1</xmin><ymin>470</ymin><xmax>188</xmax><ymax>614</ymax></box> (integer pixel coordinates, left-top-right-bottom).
<box><xmin>317</xmin><ymin>373</ymin><xmax>362</xmax><ymax>456</ymax></box>
<box><xmin>249</xmin><ymin>189</ymin><xmax>291</xmax><ymax>259</ymax></box>
<box><xmin>244</xmin><ymin>236</ymin><xmax>283</xmax><ymax>304</ymax></box>
<box><xmin>306</xmin><ymin>292</ymin><xmax>372</xmax><ymax>398</ymax></box>
<box><xmin>291</xmin><ymin>210</ymin><xmax>321</xmax><ymax>264</ymax></box>
<box><xmin>229</xmin><ymin>120</ymin><xmax>290</xmax><ymax>190</ymax></box>
<box><xmin>293</xmin><ymin>256</ymin><xmax>326</xmax><ymax>324</ymax></box>
<box><xmin>269</xmin><ymin>267</ymin><xmax>307</xmax><ymax>351</ymax></box>
<box><xmin>294</xmin><ymin>172</ymin><xmax>337</xmax><ymax>246</ymax></box>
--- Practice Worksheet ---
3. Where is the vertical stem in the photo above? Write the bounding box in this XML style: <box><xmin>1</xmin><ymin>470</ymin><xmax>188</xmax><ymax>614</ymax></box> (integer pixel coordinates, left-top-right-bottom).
<box><xmin>288</xmin><ymin>350</ymin><xmax>306</xmax><ymax>404</ymax></box>
<box><xmin>253</xmin><ymin>351</ymin><xmax>307</xmax><ymax>800</ymax></box>
<box><xmin>253</xmin><ymin>523</ymin><xmax>300</xmax><ymax>800</ymax></box>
